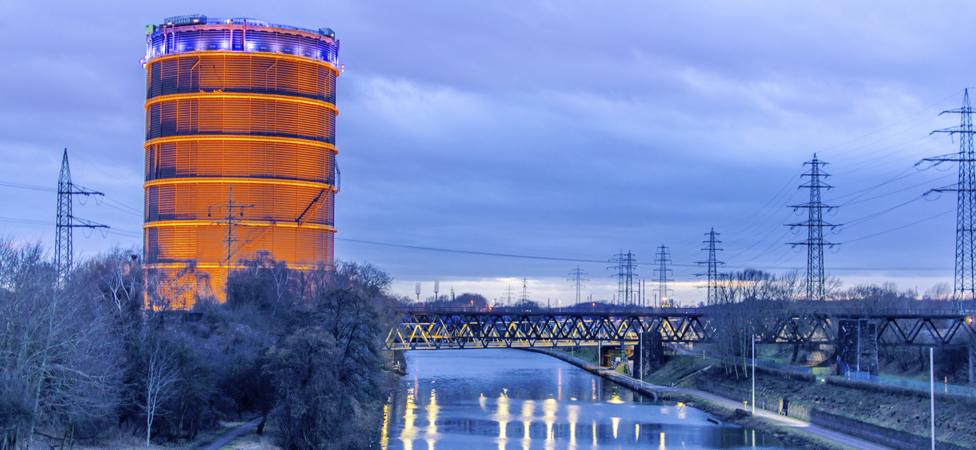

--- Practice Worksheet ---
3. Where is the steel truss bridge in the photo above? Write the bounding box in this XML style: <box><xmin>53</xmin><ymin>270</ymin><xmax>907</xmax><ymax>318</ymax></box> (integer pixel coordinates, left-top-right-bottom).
<box><xmin>385</xmin><ymin>305</ymin><xmax>976</xmax><ymax>350</ymax></box>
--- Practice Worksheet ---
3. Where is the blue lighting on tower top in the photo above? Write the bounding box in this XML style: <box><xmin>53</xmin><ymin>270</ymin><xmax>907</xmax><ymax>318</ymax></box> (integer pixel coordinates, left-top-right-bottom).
<box><xmin>143</xmin><ymin>15</ymin><xmax>339</xmax><ymax>67</ymax></box>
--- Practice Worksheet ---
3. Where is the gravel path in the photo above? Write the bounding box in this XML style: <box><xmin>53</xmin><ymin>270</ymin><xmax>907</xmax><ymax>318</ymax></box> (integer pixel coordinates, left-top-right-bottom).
<box><xmin>196</xmin><ymin>417</ymin><xmax>261</xmax><ymax>450</ymax></box>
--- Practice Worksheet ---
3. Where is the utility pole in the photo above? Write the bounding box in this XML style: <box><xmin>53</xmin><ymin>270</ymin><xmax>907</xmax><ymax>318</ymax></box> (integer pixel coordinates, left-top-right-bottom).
<box><xmin>695</xmin><ymin>228</ymin><xmax>724</xmax><ymax>306</ymax></box>
<box><xmin>208</xmin><ymin>186</ymin><xmax>254</xmax><ymax>268</ymax></box>
<box><xmin>608</xmin><ymin>250</ymin><xmax>638</xmax><ymax>305</ymax></box>
<box><xmin>918</xmin><ymin>89</ymin><xmax>976</xmax><ymax>300</ymax></box>
<box><xmin>55</xmin><ymin>148</ymin><xmax>109</xmax><ymax>284</ymax></box>
<box><xmin>930</xmin><ymin>347</ymin><xmax>936</xmax><ymax>450</ymax></box>
<box><xmin>639</xmin><ymin>330</ymin><xmax>644</xmax><ymax>386</ymax></box>
<box><xmin>751</xmin><ymin>335</ymin><xmax>756</xmax><ymax>415</ymax></box>
<box><xmin>506</xmin><ymin>284</ymin><xmax>513</xmax><ymax>306</ymax></box>
<box><xmin>787</xmin><ymin>154</ymin><xmax>838</xmax><ymax>301</ymax></box>
<box><xmin>415</xmin><ymin>283</ymin><xmax>421</xmax><ymax>303</ymax></box>
<box><xmin>568</xmin><ymin>265</ymin><xmax>588</xmax><ymax>305</ymax></box>
<box><xmin>653</xmin><ymin>246</ymin><xmax>673</xmax><ymax>308</ymax></box>
<box><xmin>521</xmin><ymin>277</ymin><xmax>529</xmax><ymax>303</ymax></box>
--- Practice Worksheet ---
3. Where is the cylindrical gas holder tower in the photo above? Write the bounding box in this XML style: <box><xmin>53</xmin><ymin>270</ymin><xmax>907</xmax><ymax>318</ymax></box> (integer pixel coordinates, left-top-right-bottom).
<box><xmin>142</xmin><ymin>15</ymin><xmax>339</xmax><ymax>306</ymax></box>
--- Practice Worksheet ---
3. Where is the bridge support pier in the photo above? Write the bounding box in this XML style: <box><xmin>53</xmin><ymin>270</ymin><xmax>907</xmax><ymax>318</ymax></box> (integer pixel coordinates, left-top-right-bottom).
<box><xmin>392</xmin><ymin>350</ymin><xmax>406</xmax><ymax>373</ymax></box>
<box><xmin>599</xmin><ymin>341</ymin><xmax>623</xmax><ymax>368</ymax></box>
<box><xmin>633</xmin><ymin>332</ymin><xmax>664</xmax><ymax>379</ymax></box>
<box><xmin>836</xmin><ymin>319</ymin><xmax>879</xmax><ymax>376</ymax></box>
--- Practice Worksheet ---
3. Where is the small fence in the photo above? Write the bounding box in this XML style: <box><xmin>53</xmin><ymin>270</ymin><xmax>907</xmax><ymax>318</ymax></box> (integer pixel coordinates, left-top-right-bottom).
<box><xmin>841</xmin><ymin>371</ymin><xmax>976</xmax><ymax>398</ymax></box>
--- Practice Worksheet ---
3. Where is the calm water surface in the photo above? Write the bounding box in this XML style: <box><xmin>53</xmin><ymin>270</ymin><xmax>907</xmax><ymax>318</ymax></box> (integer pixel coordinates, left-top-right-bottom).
<box><xmin>382</xmin><ymin>349</ymin><xmax>787</xmax><ymax>449</ymax></box>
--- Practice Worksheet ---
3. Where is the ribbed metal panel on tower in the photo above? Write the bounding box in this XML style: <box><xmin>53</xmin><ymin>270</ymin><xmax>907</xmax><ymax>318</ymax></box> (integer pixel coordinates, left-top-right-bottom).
<box><xmin>142</xmin><ymin>16</ymin><xmax>339</xmax><ymax>307</ymax></box>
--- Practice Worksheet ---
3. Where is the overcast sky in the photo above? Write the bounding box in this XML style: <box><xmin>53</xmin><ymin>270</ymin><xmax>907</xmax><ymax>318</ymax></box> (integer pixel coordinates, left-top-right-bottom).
<box><xmin>1</xmin><ymin>1</ymin><xmax>974</xmax><ymax>304</ymax></box>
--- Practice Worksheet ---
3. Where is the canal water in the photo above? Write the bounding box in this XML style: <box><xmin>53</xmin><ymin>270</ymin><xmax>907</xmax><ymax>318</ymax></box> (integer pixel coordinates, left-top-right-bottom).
<box><xmin>382</xmin><ymin>349</ymin><xmax>786</xmax><ymax>449</ymax></box>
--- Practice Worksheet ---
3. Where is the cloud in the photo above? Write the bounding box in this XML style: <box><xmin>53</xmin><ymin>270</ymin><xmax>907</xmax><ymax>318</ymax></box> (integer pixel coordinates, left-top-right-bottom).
<box><xmin>0</xmin><ymin>0</ymin><xmax>972</xmax><ymax>304</ymax></box>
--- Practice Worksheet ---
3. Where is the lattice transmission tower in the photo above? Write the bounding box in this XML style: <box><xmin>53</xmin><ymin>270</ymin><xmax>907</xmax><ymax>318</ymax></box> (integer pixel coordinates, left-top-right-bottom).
<box><xmin>207</xmin><ymin>186</ymin><xmax>255</xmax><ymax>267</ymax></box>
<box><xmin>55</xmin><ymin>148</ymin><xmax>109</xmax><ymax>285</ymax></box>
<box><xmin>568</xmin><ymin>265</ymin><xmax>588</xmax><ymax>305</ymax></box>
<box><xmin>608</xmin><ymin>250</ymin><xmax>638</xmax><ymax>305</ymax></box>
<box><xmin>653</xmin><ymin>245</ymin><xmax>673</xmax><ymax>307</ymax></box>
<box><xmin>695</xmin><ymin>228</ymin><xmax>724</xmax><ymax>305</ymax></box>
<box><xmin>787</xmin><ymin>154</ymin><xmax>838</xmax><ymax>301</ymax></box>
<box><xmin>919</xmin><ymin>89</ymin><xmax>976</xmax><ymax>300</ymax></box>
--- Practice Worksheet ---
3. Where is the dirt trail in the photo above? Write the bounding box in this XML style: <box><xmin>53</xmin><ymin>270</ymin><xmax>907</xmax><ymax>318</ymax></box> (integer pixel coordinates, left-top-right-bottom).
<box><xmin>196</xmin><ymin>417</ymin><xmax>261</xmax><ymax>450</ymax></box>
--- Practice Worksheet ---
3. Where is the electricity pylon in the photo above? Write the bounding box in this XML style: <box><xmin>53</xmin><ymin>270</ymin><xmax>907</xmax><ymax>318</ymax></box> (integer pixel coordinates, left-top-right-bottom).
<box><xmin>918</xmin><ymin>89</ymin><xmax>976</xmax><ymax>300</ymax></box>
<box><xmin>520</xmin><ymin>277</ymin><xmax>529</xmax><ymax>303</ymax></box>
<box><xmin>55</xmin><ymin>148</ymin><xmax>109</xmax><ymax>285</ymax></box>
<box><xmin>568</xmin><ymin>265</ymin><xmax>588</xmax><ymax>305</ymax></box>
<box><xmin>654</xmin><ymin>245</ymin><xmax>673</xmax><ymax>307</ymax></box>
<box><xmin>787</xmin><ymin>154</ymin><xmax>838</xmax><ymax>301</ymax></box>
<box><xmin>695</xmin><ymin>228</ymin><xmax>724</xmax><ymax>305</ymax></box>
<box><xmin>609</xmin><ymin>250</ymin><xmax>638</xmax><ymax>305</ymax></box>
<box><xmin>207</xmin><ymin>186</ymin><xmax>254</xmax><ymax>267</ymax></box>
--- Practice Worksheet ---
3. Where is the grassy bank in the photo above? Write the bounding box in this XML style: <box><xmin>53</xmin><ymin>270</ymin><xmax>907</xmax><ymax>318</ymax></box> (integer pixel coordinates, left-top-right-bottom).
<box><xmin>652</xmin><ymin>354</ymin><xmax>976</xmax><ymax>449</ymax></box>
<box><xmin>541</xmin><ymin>349</ymin><xmax>847</xmax><ymax>449</ymax></box>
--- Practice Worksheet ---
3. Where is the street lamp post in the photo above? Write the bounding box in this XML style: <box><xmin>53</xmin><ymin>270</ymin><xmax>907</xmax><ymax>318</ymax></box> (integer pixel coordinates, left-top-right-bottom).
<box><xmin>639</xmin><ymin>331</ymin><xmax>643</xmax><ymax>387</ymax></box>
<box><xmin>751</xmin><ymin>335</ymin><xmax>756</xmax><ymax>416</ymax></box>
<box><xmin>930</xmin><ymin>347</ymin><xmax>935</xmax><ymax>450</ymax></box>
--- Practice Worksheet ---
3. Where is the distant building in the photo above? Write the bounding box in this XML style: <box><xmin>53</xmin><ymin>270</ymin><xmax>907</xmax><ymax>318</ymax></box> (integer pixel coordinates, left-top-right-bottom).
<box><xmin>142</xmin><ymin>15</ymin><xmax>340</xmax><ymax>307</ymax></box>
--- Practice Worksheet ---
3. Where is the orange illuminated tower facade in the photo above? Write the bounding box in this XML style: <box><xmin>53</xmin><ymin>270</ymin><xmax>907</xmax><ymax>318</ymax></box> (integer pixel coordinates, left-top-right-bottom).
<box><xmin>142</xmin><ymin>16</ymin><xmax>339</xmax><ymax>307</ymax></box>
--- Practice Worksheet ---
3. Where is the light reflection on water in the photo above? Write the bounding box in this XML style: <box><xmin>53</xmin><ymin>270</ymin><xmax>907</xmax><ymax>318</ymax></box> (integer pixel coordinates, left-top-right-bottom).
<box><xmin>384</xmin><ymin>349</ymin><xmax>787</xmax><ymax>449</ymax></box>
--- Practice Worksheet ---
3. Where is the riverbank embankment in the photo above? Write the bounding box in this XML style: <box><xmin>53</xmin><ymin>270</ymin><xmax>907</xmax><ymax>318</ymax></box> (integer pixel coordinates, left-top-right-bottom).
<box><xmin>526</xmin><ymin>348</ymin><xmax>889</xmax><ymax>450</ymax></box>
<box><xmin>688</xmin><ymin>359</ymin><xmax>974</xmax><ymax>450</ymax></box>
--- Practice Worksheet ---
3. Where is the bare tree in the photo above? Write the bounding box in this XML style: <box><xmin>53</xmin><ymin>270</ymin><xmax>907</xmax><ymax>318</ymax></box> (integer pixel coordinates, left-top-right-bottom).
<box><xmin>0</xmin><ymin>240</ymin><xmax>124</xmax><ymax>448</ymax></box>
<box><xmin>139</xmin><ymin>341</ymin><xmax>180</xmax><ymax>447</ymax></box>
<box><xmin>269</xmin><ymin>259</ymin><xmax>291</xmax><ymax>317</ymax></box>
<box><xmin>925</xmin><ymin>282</ymin><xmax>952</xmax><ymax>301</ymax></box>
<box><xmin>709</xmin><ymin>269</ymin><xmax>810</xmax><ymax>374</ymax></box>
<box><xmin>97</xmin><ymin>251</ymin><xmax>142</xmax><ymax>315</ymax></box>
<box><xmin>0</xmin><ymin>241</ymin><xmax>53</xmax><ymax>448</ymax></box>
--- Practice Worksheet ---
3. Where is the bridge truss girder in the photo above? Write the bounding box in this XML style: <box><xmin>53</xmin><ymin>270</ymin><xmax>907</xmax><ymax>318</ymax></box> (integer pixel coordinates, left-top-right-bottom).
<box><xmin>385</xmin><ymin>311</ymin><xmax>976</xmax><ymax>351</ymax></box>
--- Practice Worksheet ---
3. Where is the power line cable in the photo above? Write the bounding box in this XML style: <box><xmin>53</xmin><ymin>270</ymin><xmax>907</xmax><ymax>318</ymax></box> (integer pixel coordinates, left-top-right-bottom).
<box><xmin>726</xmin><ymin>174</ymin><xmax>800</xmax><ymax>237</ymax></box>
<box><xmin>0</xmin><ymin>180</ymin><xmax>143</xmax><ymax>216</ymax></box>
<box><xmin>840</xmin><ymin>196</ymin><xmax>924</xmax><ymax>229</ymax></box>
<box><xmin>0</xmin><ymin>216</ymin><xmax>140</xmax><ymax>238</ymax></box>
<box><xmin>337</xmin><ymin>236</ymin><xmax>947</xmax><ymax>272</ymax></box>
<box><xmin>839</xmin><ymin>173</ymin><xmax>953</xmax><ymax>207</ymax></box>
<box><xmin>844</xmin><ymin>209</ymin><xmax>954</xmax><ymax>245</ymax></box>
<box><xmin>0</xmin><ymin>181</ymin><xmax>55</xmax><ymax>192</ymax></box>
<box><xmin>337</xmin><ymin>237</ymin><xmax>608</xmax><ymax>263</ymax></box>
<box><xmin>832</xmin><ymin>166</ymin><xmax>921</xmax><ymax>202</ymax></box>
<box><xmin>824</xmin><ymin>89</ymin><xmax>964</xmax><ymax>169</ymax></box>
